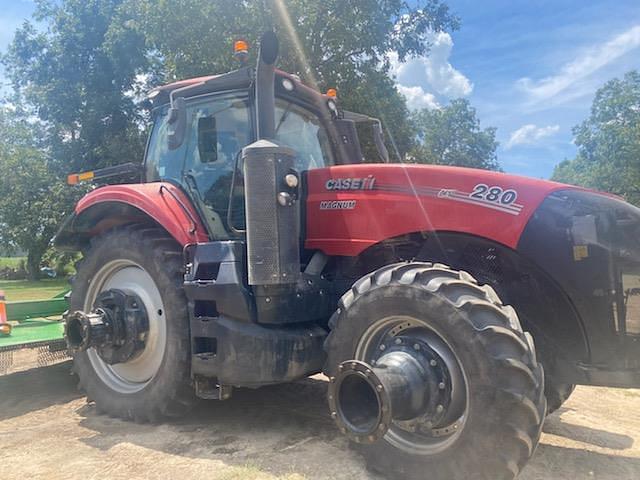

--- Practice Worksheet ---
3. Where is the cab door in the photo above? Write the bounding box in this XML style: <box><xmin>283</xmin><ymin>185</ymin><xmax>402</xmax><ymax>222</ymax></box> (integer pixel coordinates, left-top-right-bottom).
<box><xmin>182</xmin><ymin>93</ymin><xmax>252</xmax><ymax>239</ymax></box>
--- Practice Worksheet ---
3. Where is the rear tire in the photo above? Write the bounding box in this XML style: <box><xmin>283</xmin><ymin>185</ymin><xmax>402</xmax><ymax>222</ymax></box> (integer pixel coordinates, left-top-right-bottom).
<box><xmin>324</xmin><ymin>262</ymin><xmax>546</xmax><ymax>480</ymax></box>
<box><xmin>70</xmin><ymin>226</ymin><xmax>195</xmax><ymax>422</ymax></box>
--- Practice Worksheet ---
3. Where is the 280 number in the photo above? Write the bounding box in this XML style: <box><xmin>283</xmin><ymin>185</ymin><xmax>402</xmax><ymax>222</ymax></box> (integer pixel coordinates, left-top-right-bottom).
<box><xmin>470</xmin><ymin>184</ymin><xmax>518</xmax><ymax>205</ymax></box>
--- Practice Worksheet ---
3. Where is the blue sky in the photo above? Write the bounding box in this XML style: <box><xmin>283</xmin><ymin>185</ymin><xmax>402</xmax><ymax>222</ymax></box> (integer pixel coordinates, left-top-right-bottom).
<box><xmin>395</xmin><ymin>0</ymin><xmax>640</xmax><ymax>178</ymax></box>
<box><xmin>0</xmin><ymin>0</ymin><xmax>36</xmax><ymax>89</ymax></box>
<box><xmin>1</xmin><ymin>1</ymin><xmax>639</xmax><ymax>178</ymax></box>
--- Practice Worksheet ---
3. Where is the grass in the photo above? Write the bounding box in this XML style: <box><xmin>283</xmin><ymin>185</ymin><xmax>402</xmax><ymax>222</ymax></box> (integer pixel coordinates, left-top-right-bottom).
<box><xmin>0</xmin><ymin>257</ymin><xmax>25</xmax><ymax>269</ymax></box>
<box><xmin>0</xmin><ymin>278</ymin><xmax>70</xmax><ymax>301</ymax></box>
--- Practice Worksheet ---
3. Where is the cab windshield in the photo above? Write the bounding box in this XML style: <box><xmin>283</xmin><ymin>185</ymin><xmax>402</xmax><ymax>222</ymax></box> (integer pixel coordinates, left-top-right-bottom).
<box><xmin>274</xmin><ymin>99</ymin><xmax>335</xmax><ymax>170</ymax></box>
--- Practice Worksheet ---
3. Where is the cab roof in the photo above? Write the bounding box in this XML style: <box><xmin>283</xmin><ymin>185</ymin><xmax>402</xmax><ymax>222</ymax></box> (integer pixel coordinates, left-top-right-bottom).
<box><xmin>148</xmin><ymin>68</ymin><xmax>329</xmax><ymax>109</ymax></box>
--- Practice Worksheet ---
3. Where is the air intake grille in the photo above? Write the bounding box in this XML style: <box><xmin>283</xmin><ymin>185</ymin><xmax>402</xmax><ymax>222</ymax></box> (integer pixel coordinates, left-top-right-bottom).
<box><xmin>243</xmin><ymin>140</ymin><xmax>300</xmax><ymax>285</ymax></box>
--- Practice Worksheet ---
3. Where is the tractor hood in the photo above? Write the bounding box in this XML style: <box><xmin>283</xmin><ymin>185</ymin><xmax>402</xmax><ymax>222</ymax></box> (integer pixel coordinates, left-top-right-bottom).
<box><xmin>305</xmin><ymin>163</ymin><xmax>589</xmax><ymax>255</ymax></box>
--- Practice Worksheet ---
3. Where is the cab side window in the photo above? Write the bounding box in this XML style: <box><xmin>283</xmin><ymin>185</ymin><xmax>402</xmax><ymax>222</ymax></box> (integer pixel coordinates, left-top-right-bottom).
<box><xmin>145</xmin><ymin>106</ymin><xmax>187</xmax><ymax>182</ymax></box>
<box><xmin>184</xmin><ymin>94</ymin><xmax>251</xmax><ymax>238</ymax></box>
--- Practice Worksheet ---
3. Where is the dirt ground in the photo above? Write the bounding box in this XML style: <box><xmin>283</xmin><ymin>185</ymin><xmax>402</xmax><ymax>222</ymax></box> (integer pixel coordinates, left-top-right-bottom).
<box><xmin>1</xmin><ymin>361</ymin><xmax>639</xmax><ymax>480</ymax></box>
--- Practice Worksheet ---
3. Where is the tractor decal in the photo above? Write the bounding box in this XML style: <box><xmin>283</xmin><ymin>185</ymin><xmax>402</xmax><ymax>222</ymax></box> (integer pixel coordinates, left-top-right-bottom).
<box><xmin>325</xmin><ymin>176</ymin><xmax>377</xmax><ymax>190</ymax></box>
<box><xmin>319</xmin><ymin>200</ymin><xmax>357</xmax><ymax>210</ymax></box>
<box><xmin>372</xmin><ymin>183</ymin><xmax>524</xmax><ymax>215</ymax></box>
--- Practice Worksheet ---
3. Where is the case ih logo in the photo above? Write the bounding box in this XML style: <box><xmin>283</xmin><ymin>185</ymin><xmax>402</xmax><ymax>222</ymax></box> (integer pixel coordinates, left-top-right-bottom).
<box><xmin>325</xmin><ymin>176</ymin><xmax>376</xmax><ymax>191</ymax></box>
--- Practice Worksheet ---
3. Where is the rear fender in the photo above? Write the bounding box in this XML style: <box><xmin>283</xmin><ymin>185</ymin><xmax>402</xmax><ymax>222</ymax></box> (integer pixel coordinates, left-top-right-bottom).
<box><xmin>54</xmin><ymin>182</ymin><xmax>209</xmax><ymax>251</ymax></box>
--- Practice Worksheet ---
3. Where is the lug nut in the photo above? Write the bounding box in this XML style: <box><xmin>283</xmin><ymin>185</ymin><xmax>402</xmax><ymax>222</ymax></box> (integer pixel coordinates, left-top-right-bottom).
<box><xmin>436</xmin><ymin>404</ymin><xmax>444</xmax><ymax>413</ymax></box>
<box><xmin>430</xmin><ymin>359</ymin><xmax>437</xmax><ymax>367</ymax></box>
<box><xmin>439</xmin><ymin>382</ymin><xmax>445</xmax><ymax>389</ymax></box>
<box><xmin>413</xmin><ymin>343</ymin><xmax>420</xmax><ymax>350</ymax></box>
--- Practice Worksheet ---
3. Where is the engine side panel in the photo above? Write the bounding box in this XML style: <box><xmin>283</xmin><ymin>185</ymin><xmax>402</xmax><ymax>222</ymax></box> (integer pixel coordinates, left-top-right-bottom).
<box><xmin>305</xmin><ymin>164</ymin><xmax>579</xmax><ymax>255</ymax></box>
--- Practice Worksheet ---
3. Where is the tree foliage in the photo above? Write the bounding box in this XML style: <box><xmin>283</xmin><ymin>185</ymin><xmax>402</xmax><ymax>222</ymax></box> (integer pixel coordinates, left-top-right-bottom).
<box><xmin>552</xmin><ymin>71</ymin><xmax>640</xmax><ymax>205</ymax></box>
<box><xmin>409</xmin><ymin>99</ymin><xmax>500</xmax><ymax>170</ymax></box>
<box><xmin>3</xmin><ymin>0</ymin><xmax>460</xmax><ymax>166</ymax></box>
<box><xmin>126</xmin><ymin>0</ymin><xmax>459</xmax><ymax>157</ymax></box>
<box><xmin>3</xmin><ymin>0</ymin><xmax>149</xmax><ymax>172</ymax></box>
<box><xmin>0</xmin><ymin>111</ymin><xmax>79</xmax><ymax>279</ymax></box>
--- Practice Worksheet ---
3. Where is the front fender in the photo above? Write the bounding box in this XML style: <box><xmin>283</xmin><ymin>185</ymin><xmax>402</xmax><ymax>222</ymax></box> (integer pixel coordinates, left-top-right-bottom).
<box><xmin>55</xmin><ymin>182</ymin><xmax>209</xmax><ymax>250</ymax></box>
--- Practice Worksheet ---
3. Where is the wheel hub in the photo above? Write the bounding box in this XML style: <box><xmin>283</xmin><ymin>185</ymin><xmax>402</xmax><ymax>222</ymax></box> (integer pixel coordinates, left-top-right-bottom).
<box><xmin>328</xmin><ymin>336</ymin><xmax>455</xmax><ymax>444</ymax></box>
<box><xmin>65</xmin><ymin>289</ymin><xmax>149</xmax><ymax>364</ymax></box>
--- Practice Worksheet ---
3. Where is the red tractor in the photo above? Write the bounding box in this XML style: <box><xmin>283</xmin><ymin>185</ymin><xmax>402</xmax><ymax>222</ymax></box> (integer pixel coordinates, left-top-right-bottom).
<box><xmin>56</xmin><ymin>33</ymin><xmax>640</xmax><ymax>479</ymax></box>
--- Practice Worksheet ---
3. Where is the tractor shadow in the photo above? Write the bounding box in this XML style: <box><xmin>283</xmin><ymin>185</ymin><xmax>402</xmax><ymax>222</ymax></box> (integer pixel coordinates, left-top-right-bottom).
<box><xmin>522</xmin><ymin>443</ymin><xmax>640</xmax><ymax>479</ymax></box>
<box><xmin>0</xmin><ymin>360</ymin><xmax>81</xmax><ymax>421</ymax></box>
<box><xmin>8</xmin><ymin>362</ymin><xmax>635</xmax><ymax>479</ymax></box>
<box><xmin>77</xmin><ymin>377</ymin><xmax>640</xmax><ymax>479</ymax></box>
<box><xmin>543</xmin><ymin>408</ymin><xmax>634</xmax><ymax>450</ymax></box>
<box><xmin>78</xmin><ymin>376</ymin><xmax>378</xmax><ymax>478</ymax></box>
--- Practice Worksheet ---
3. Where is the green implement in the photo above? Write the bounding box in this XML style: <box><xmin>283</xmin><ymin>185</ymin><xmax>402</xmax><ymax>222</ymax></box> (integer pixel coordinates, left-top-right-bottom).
<box><xmin>0</xmin><ymin>290</ymin><xmax>70</xmax><ymax>375</ymax></box>
<box><xmin>4</xmin><ymin>290</ymin><xmax>69</xmax><ymax>322</ymax></box>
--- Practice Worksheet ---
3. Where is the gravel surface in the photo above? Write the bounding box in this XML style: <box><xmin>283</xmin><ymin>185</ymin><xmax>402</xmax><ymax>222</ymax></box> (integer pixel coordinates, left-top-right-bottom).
<box><xmin>1</xmin><ymin>361</ymin><xmax>639</xmax><ymax>480</ymax></box>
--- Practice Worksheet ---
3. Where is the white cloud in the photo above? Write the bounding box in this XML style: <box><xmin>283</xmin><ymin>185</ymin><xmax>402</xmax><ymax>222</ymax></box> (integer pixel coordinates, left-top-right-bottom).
<box><xmin>517</xmin><ymin>25</ymin><xmax>640</xmax><ymax>103</ymax></box>
<box><xmin>506</xmin><ymin>124</ymin><xmax>560</xmax><ymax>149</ymax></box>
<box><xmin>389</xmin><ymin>31</ymin><xmax>473</xmax><ymax>104</ymax></box>
<box><xmin>397</xmin><ymin>85</ymin><xmax>440</xmax><ymax>110</ymax></box>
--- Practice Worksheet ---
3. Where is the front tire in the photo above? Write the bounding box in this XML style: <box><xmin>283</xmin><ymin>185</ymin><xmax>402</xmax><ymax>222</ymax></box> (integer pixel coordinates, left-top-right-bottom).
<box><xmin>70</xmin><ymin>226</ymin><xmax>195</xmax><ymax>422</ymax></box>
<box><xmin>324</xmin><ymin>262</ymin><xmax>546</xmax><ymax>480</ymax></box>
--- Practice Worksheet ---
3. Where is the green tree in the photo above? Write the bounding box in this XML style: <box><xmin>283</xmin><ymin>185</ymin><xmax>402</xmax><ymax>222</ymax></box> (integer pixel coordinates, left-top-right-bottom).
<box><xmin>0</xmin><ymin>111</ymin><xmax>78</xmax><ymax>279</ymax></box>
<box><xmin>552</xmin><ymin>71</ymin><xmax>640</xmax><ymax>205</ymax></box>
<box><xmin>5</xmin><ymin>1</ymin><xmax>459</xmax><ymax>164</ymax></box>
<box><xmin>3</xmin><ymin>0</ymin><xmax>149</xmax><ymax>172</ymax></box>
<box><xmin>124</xmin><ymin>0</ymin><xmax>459</xmax><ymax>158</ymax></box>
<box><xmin>409</xmin><ymin>99</ymin><xmax>500</xmax><ymax>170</ymax></box>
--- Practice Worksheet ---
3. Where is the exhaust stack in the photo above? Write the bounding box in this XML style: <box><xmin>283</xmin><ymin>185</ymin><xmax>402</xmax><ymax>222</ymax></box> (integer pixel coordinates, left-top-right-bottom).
<box><xmin>255</xmin><ymin>31</ymin><xmax>278</xmax><ymax>140</ymax></box>
<box><xmin>243</xmin><ymin>32</ymin><xmax>301</xmax><ymax>286</ymax></box>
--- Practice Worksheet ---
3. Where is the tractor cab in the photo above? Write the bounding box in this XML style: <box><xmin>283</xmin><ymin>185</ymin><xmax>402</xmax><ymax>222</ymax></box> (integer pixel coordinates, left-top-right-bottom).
<box><xmin>144</xmin><ymin>70</ymin><xmax>335</xmax><ymax>238</ymax></box>
<box><xmin>142</xmin><ymin>44</ymin><xmax>387</xmax><ymax>240</ymax></box>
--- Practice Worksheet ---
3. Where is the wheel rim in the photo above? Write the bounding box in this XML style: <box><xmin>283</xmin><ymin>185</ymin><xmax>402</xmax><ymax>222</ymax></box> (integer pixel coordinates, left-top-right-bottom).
<box><xmin>83</xmin><ymin>259</ymin><xmax>167</xmax><ymax>394</ymax></box>
<box><xmin>355</xmin><ymin>315</ymin><xmax>469</xmax><ymax>455</ymax></box>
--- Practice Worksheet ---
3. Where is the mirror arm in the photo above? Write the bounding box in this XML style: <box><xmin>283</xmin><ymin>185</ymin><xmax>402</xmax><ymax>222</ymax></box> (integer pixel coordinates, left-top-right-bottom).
<box><xmin>167</xmin><ymin>81</ymin><xmax>207</xmax><ymax>151</ymax></box>
<box><xmin>372</xmin><ymin>120</ymin><xmax>390</xmax><ymax>163</ymax></box>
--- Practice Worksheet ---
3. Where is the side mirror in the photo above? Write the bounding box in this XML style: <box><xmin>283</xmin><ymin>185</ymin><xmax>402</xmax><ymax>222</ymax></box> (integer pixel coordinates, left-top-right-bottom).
<box><xmin>332</xmin><ymin>119</ymin><xmax>364</xmax><ymax>164</ymax></box>
<box><xmin>168</xmin><ymin>97</ymin><xmax>187</xmax><ymax>150</ymax></box>
<box><xmin>372</xmin><ymin>121</ymin><xmax>390</xmax><ymax>163</ymax></box>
